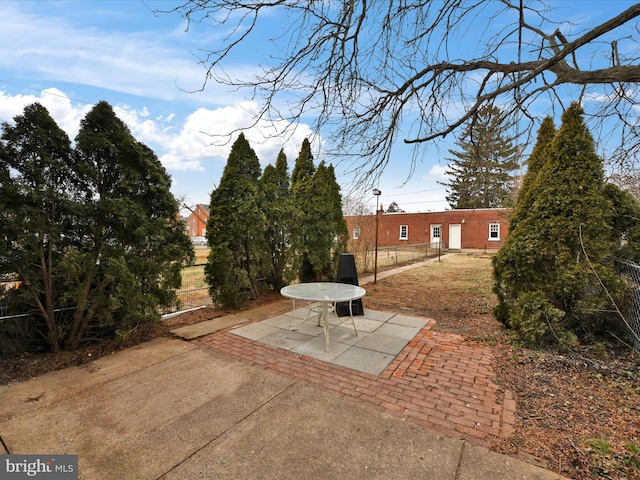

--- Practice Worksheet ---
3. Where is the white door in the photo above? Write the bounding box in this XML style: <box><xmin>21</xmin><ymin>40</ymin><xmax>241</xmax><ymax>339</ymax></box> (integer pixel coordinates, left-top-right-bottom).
<box><xmin>449</xmin><ymin>224</ymin><xmax>462</xmax><ymax>250</ymax></box>
<box><xmin>430</xmin><ymin>225</ymin><xmax>441</xmax><ymax>247</ymax></box>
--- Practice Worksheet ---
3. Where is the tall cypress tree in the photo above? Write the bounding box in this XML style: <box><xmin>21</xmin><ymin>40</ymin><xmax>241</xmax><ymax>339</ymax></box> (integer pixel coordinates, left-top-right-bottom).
<box><xmin>509</xmin><ymin>116</ymin><xmax>556</xmax><ymax>231</ymax></box>
<box><xmin>323</xmin><ymin>163</ymin><xmax>349</xmax><ymax>274</ymax></box>
<box><xmin>291</xmin><ymin>138</ymin><xmax>317</xmax><ymax>281</ymax></box>
<box><xmin>206</xmin><ymin>133</ymin><xmax>265</xmax><ymax>307</ymax></box>
<box><xmin>291</xmin><ymin>139</ymin><xmax>347</xmax><ymax>281</ymax></box>
<box><xmin>291</xmin><ymin>138</ymin><xmax>315</xmax><ymax>186</ymax></box>
<box><xmin>443</xmin><ymin>106</ymin><xmax>519</xmax><ymax>209</ymax></box>
<box><xmin>308</xmin><ymin>162</ymin><xmax>348</xmax><ymax>280</ymax></box>
<box><xmin>493</xmin><ymin>103</ymin><xmax>634</xmax><ymax>345</ymax></box>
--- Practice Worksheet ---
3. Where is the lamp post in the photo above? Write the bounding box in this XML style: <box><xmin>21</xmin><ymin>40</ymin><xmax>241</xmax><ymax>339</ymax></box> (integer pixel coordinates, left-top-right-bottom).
<box><xmin>373</xmin><ymin>188</ymin><xmax>382</xmax><ymax>284</ymax></box>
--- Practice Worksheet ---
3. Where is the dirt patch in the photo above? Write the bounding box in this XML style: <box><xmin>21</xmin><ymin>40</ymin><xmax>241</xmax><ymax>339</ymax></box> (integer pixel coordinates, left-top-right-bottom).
<box><xmin>364</xmin><ymin>253</ymin><xmax>500</xmax><ymax>338</ymax></box>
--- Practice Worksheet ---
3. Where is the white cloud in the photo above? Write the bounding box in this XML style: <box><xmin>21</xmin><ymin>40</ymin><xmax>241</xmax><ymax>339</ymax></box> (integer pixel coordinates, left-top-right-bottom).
<box><xmin>427</xmin><ymin>164</ymin><xmax>449</xmax><ymax>179</ymax></box>
<box><xmin>0</xmin><ymin>89</ymin><xmax>320</xmax><ymax>176</ymax></box>
<box><xmin>0</xmin><ymin>91</ymin><xmax>40</xmax><ymax>122</ymax></box>
<box><xmin>158</xmin><ymin>101</ymin><xmax>319</xmax><ymax>171</ymax></box>
<box><xmin>0</xmin><ymin>88</ymin><xmax>92</xmax><ymax>139</ymax></box>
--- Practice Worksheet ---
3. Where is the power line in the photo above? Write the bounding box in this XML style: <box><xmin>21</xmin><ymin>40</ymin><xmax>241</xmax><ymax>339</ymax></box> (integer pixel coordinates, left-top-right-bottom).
<box><xmin>384</xmin><ymin>187</ymin><xmax>447</xmax><ymax>197</ymax></box>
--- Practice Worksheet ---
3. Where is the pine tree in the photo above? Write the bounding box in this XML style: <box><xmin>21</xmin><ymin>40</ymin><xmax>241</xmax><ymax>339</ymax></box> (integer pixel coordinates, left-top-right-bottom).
<box><xmin>492</xmin><ymin>103</ymin><xmax>636</xmax><ymax>346</ymax></box>
<box><xmin>443</xmin><ymin>106</ymin><xmax>519</xmax><ymax>209</ymax></box>
<box><xmin>259</xmin><ymin>149</ymin><xmax>296</xmax><ymax>289</ymax></box>
<box><xmin>386</xmin><ymin>201</ymin><xmax>401</xmax><ymax>213</ymax></box>
<box><xmin>206</xmin><ymin>133</ymin><xmax>265</xmax><ymax>307</ymax></box>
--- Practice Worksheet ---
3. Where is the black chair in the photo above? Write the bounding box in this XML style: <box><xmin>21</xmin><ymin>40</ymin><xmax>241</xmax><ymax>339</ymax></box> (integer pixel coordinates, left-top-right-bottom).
<box><xmin>335</xmin><ymin>254</ymin><xmax>365</xmax><ymax>317</ymax></box>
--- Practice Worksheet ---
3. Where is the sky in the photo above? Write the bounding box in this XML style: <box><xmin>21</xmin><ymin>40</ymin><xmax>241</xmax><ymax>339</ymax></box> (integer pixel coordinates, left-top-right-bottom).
<box><xmin>0</xmin><ymin>0</ymin><xmax>633</xmax><ymax>215</ymax></box>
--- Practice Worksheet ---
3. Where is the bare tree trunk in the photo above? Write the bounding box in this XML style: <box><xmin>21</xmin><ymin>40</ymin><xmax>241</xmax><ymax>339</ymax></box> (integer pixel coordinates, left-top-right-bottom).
<box><xmin>33</xmin><ymin>236</ymin><xmax>60</xmax><ymax>352</ymax></box>
<box><xmin>64</xmin><ymin>270</ymin><xmax>97</xmax><ymax>351</ymax></box>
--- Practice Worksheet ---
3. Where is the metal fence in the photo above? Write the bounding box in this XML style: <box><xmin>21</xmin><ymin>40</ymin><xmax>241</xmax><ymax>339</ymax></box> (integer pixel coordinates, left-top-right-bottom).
<box><xmin>6</xmin><ymin>258</ymin><xmax>640</xmax><ymax>350</ymax></box>
<box><xmin>169</xmin><ymin>263</ymin><xmax>212</xmax><ymax>314</ymax></box>
<box><xmin>615</xmin><ymin>260</ymin><xmax>640</xmax><ymax>351</ymax></box>
<box><xmin>0</xmin><ymin>266</ymin><xmax>212</xmax><ymax>322</ymax></box>
<box><xmin>350</xmin><ymin>242</ymin><xmax>443</xmax><ymax>274</ymax></box>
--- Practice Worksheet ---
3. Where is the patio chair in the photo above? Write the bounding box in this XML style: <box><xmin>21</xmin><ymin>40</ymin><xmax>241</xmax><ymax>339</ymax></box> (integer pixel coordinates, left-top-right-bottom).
<box><xmin>335</xmin><ymin>253</ymin><xmax>364</xmax><ymax>317</ymax></box>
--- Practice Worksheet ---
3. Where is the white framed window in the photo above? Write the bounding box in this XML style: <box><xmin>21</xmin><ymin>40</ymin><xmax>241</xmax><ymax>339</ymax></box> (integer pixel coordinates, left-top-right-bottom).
<box><xmin>353</xmin><ymin>226</ymin><xmax>361</xmax><ymax>240</ymax></box>
<box><xmin>399</xmin><ymin>225</ymin><xmax>408</xmax><ymax>240</ymax></box>
<box><xmin>489</xmin><ymin>223</ymin><xmax>500</xmax><ymax>241</ymax></box>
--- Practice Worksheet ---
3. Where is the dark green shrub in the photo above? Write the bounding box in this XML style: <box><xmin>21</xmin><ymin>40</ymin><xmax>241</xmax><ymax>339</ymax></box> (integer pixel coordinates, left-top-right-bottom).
<box><xmin>508</xmin><ymin>291</ymin><xmax>565</xmax><ymax>346</ymax></box>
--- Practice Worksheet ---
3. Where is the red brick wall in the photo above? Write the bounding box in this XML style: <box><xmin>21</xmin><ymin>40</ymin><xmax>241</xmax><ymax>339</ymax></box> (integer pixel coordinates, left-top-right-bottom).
<box><xmin>345</xmin><ymin>208</ymin><xmax>511</xmax><ymax>251</ymax></box>
<box><xmin>188</xmin><ymin>204</ymin><xmax>209</xmax><ymax>237</ymax></box>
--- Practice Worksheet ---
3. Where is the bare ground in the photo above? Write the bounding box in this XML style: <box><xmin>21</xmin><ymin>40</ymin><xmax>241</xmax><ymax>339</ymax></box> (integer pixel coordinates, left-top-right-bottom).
<box><xmin>1</xmin><ymin>252</ymin><xmax>638</xmax><ymax>479</ymax></box>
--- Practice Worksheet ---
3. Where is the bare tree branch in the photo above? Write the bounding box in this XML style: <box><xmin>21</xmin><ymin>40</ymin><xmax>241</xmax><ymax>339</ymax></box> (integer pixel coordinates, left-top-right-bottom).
<box><xmin>157</xmin><ymin>1</ymin><xmax>640</xmax><ymax>184</ymax></box>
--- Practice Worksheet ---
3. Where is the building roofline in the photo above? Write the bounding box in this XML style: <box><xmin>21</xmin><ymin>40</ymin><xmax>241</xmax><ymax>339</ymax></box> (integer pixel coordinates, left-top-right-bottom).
<box><xmin>344</xmin><ymin>207</ymin><xmax>511</xmax><ymax>218</ymax></box>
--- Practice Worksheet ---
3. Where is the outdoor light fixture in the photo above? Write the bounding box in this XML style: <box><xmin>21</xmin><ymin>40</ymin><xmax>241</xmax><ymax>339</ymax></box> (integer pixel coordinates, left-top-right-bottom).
<box><xmin>373</xmin><ymin>188</ymin><xmax>382</xmax><ymax>284</ymax></box>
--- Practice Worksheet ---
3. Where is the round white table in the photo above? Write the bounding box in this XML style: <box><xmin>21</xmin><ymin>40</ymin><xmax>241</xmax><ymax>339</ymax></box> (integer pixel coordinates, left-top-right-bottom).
<box><xmin>280</xmin><ymin>282</ymin><xmax>366</xmax><ymax>351</ymax></box>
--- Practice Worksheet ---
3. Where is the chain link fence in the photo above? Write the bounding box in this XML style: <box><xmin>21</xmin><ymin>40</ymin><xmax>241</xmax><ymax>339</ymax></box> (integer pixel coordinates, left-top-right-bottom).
<box><xmin>351</xmin><ymin>242</ymin><xmax>443</xmax><ymax>274</ymax></box>
<box><xmin>615</xmin><ymin>259</ymin><xmax>640</xmax><ymax>351</ymax></box>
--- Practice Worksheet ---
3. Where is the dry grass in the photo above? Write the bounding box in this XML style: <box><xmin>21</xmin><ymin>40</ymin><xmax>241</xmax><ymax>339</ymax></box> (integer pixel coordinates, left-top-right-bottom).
<box><xmin>364</xmin><ymin>252</ymin><xmax>500</xmax><ymax>338</ymax></box>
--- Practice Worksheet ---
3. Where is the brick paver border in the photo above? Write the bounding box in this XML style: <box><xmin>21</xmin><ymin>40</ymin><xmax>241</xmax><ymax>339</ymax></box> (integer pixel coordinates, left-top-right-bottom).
<box><xmin>194</xmin><ymin>319</ymin><xmax>515</xmax><ymax>447</ymax></box>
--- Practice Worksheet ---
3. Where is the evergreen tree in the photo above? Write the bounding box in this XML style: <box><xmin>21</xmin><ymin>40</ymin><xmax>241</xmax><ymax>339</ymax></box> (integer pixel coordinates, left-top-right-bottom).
<box><xmin>603</xmin><ymin>182</ymin><xmax>640</xmax><ymax>263</ymax></box>
<box><xmin>0</xmin><ymin>102</ymin><xmax>192</xmax><ymax>352</ymax></box>
<box><xmin>509</xmin><ymin>116</ymin><xmax>556</xmax><ymax>231</ymax></box>
<box><xmin>206</xmin><ymin>133</ymin><xmax>265</xmax><ymax>307</ymax></box>
<box><xmin>443</xmin><ymin>106</ymin><xmax>519</xmax><ymax>209</ymax></box>
<box><xmin>291</xmin><ymin>140</ymin><xmax>347</xmax><ymax>282</ymax></box>
<box><xmin>70</xmin><ymin>101</ymin><xmax>193</xmax><ymax>349</ymax></box>
<box><xmin>492</xmin><ymin>103</ymin><xmax>637</xmax><ymax>346</ymax></box>
<box><xmin>386</xmin><ymin>201</ymin><xmax>401</xmax><ymax>213</ymax></box>
<box><xmin>259</xmin><ymin>149</ymin><xmax>296</xmax><ymax>289</ymax></box>
<box><xmin>314</xmin><ymin>162</ymin><xmax>348</xmax><ymax>279</ymax></box>
<box><xmin>0</xmin><ymin>103</ymin><xmax>77</xmax><ymax>352</ymax></box>
<box><xmin>294</xmin><ymin>163</ymin><xmax>348</xmax><ymax>281</ymax></box>
<box><xmin>291</xmin><ymin>138</ymin><xmax>316</xmax><ymax>281</ymax></box>
<box><xmin>291</xmin><ymin>138</ymin><xmax>315</xmax><ymax>185</ymax></box>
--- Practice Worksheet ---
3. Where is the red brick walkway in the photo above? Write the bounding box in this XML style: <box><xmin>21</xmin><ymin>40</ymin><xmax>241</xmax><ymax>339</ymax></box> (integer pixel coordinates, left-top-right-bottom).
<box><xmin>195</xmin><ymin>318</ymin><xmax>515</xmax><ymax>447</ymax></box>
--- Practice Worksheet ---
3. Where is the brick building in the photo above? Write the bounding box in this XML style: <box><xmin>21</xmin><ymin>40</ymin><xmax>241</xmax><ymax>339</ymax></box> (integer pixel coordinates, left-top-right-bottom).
<box><xmin>186</xmin><ymin>204</ymin><xmax>209</xmax><ymax>238</ymax></box>
<box><xmin>345</xmin><ymin>208</ymin><xmax>511</xmax><ymax>251</ymax></box>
